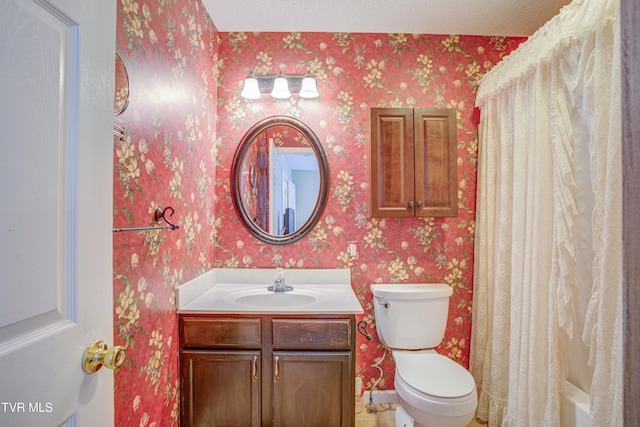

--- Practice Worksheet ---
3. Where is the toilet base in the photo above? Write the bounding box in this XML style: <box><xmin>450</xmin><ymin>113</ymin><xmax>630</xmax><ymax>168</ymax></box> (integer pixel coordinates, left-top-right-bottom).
<box><xmin>395</xmin><ymin>405</ymin><xmax>416</xmax><ymax>427</ymax></box>
<box><xmin>395</xmin><ymin>401</ymin><xmax>474</xmax><ymax>427</ymax></box>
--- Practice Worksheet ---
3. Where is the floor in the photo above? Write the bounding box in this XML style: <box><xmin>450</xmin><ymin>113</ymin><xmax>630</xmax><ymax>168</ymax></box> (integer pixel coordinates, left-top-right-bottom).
<box><xmin>355</xmin><ymin>403</ymin><xmax>486</xmax><ymax>427</ymax></box>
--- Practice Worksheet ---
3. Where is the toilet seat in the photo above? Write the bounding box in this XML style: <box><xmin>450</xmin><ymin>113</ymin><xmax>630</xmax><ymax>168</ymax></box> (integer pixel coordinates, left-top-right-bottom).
<box><xmin>393</xmin><ymin>350</ymin><xmax>477</xmax><ymax>417</ymax></box>
<box><xmin>395</xmin><ymin>351</ymin><xmax>475</xmax><ymax>398</ymax></box>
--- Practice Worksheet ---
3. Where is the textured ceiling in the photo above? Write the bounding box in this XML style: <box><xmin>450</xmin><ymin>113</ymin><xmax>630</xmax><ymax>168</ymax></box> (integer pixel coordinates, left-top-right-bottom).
<box><xmin>202</xmin><ymin>0</ymin><xmax>571</xmax><ymax>37</ymax></box>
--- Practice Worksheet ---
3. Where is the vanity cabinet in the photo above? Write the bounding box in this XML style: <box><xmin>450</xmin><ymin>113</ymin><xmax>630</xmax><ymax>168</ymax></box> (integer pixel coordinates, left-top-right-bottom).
<box><xmin>180</xmin><ymin>316</ymin><xmax>262</xmax><ymax>426</ymax></box>
<box><xmin>179</xmin><ymin>314</ymin><xmax>356</xmax><ymax>427</ymax></box>
<box><xmin>272</xmin><ymin>352</ymin><xmax>352</xmax><ymax>426</ymax></box>
<box><xmin>368</xmin><ymin>107</ymin><xmax>458</xmax><ymax>217</ymax></box>
<box><xmin>180</xmin><ymin>350</ymin><xmax>261</xmax><ymax>426</ymax></box>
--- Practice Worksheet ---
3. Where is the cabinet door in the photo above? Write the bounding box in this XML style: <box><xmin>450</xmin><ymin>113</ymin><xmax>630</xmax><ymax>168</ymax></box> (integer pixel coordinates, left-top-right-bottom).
<box><xmin>369</xmin><ymin>108</ymin><xmax>458</xmax><ymax>218</ymax></box>
<box><xmin>272</xmin><ymin>352</ymin><xmax>353</xmax><ymax>427</ymax></box>
<box><xmin>181</xmin><ymin>350</ymin><xmax>261</xmax><ymax>427</ymax></box>
<box><xmin>414</xmin><ymin>108</ymin><xmax>458</xmax><ymax>217</ymax></box>
<box><xmin>369</xmin><ymin>108</ymin><xmax>415</xmax><ymax>217</ymax></box>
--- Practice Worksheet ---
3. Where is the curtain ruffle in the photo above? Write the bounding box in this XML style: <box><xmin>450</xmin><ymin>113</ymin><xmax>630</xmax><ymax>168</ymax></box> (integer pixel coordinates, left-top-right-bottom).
<box><xmin>476</xmin><ymin>0</ymin><xmax>618</xmax><ymax>104</ymax></box>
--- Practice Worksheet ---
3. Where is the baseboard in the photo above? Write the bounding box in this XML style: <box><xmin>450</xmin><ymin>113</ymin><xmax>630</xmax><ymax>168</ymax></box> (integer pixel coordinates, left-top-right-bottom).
<box><xmin>364</xmin><ymin>389</ymin><xmax>398</xmax><ymax>405</ymax></box>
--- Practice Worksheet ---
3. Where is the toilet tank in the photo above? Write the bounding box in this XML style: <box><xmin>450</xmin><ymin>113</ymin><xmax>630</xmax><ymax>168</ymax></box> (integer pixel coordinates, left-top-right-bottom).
<box><xmin>371</xmin><ymin>284</ymin><xmax>453</xmax><ymax>349</ymax></box>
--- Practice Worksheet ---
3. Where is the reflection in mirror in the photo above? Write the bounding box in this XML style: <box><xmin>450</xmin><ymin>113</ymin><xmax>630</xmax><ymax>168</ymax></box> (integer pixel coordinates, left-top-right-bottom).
<box><xmin>231</xmin><ymin>116</ymin><xmax>329</xmax><ymax>245</ymax></box>
<box><xmin>240</xmin><ymin>125</ymin><xmax>319</xmax><ymax>235</ymax></box>
<box><xmin>114</xmin><ymin>53</ymin><xmax>129</xmax><ymax>116</ymax></box>
<box><xmin>269</xmin><ymin>146</ymin><xmax>319</xmax><ymax>235</ymax></box>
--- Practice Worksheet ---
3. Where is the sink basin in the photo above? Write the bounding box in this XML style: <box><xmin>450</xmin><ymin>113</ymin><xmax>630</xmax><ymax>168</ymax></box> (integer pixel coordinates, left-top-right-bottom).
<box><xmin>225</xmin><ymin>288</ymin><xmax>327</xmax><ymax>308</ymax></box>
<box><xmin>235</xmin><ymin>293</ymin><xmax>316</xmax><ymax>307</ymax></box>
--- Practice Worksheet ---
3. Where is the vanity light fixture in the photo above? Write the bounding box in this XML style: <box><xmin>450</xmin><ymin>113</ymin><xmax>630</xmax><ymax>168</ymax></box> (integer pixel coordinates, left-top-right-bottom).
<box><xmin>240</xmin><ymin>69</ymin><xmax>319</xmax><ymax>99</ymax></box>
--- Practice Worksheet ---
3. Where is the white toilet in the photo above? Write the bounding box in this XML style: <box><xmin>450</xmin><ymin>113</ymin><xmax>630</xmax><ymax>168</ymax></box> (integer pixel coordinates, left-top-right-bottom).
<box><xmin>371</xmin><ymin>284</ymin><xmax>478</xmax><ymax>427</ymax></box>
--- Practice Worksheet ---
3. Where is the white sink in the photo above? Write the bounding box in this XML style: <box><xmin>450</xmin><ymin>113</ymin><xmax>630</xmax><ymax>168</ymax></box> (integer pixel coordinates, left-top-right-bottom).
<box><xmin>225</xmin><ymin>288</ymin><xmax>327</xmax><ymax>308</ymax></box>
<box><xmin>177</xmin><ymin>268</ymin><xmax>364</xmax><ymax>314</ymax></box>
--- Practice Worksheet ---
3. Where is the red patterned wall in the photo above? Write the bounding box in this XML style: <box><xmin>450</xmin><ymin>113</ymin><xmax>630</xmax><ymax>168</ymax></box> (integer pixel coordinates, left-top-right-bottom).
<box><xmin>214</xmin><ymin>32</ymin><xmax>524</xmax><ymax>391</ymax></box>
<box><xmin>113</xmin><ymin>0</ymin><xmax>524</xmax><ymax>424</ymax></box>
<box><xmin>113</xmin><ymin>1</ymin><xmax>218</xmax><ymax>425</ymax></box>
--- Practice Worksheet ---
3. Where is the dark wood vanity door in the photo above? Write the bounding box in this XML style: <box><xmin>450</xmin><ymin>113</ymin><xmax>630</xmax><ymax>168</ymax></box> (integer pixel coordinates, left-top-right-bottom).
<box><xmin>181</xmin><ymin>350</ymin><xmax>261</xmax><ymax>427</ymax></box>
<box><xmin>271</xmin><ymin>351</ymin><xmax>353</xmax><ymax>427</ymax></box>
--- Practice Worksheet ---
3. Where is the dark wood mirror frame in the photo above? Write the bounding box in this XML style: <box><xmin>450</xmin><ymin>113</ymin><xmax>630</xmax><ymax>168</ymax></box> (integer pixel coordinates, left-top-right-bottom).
<box><xmin>230</xmin><ymin>116</ymin><xmax>329</xmax><ymax>245</ymax></box>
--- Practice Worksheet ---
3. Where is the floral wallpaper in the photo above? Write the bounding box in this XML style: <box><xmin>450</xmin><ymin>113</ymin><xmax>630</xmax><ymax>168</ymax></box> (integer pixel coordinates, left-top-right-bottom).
<box><xmin>113</xmin><ymin>0</ymin><xmax>524</xmax><ymax>425</ymax></box>
<box><xmin>214</xmin><ymin>32</ymin><xmax>524</xmax><ymax>394</ymax></box>
<box><xmin>113</xmin><ymin>0</ymin><xmax>218</xmax><ymax>425</ymax></box>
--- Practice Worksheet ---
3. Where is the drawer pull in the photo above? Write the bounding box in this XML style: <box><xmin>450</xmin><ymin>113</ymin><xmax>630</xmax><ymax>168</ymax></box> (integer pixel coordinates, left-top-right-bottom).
<box><xmin>251</xmin><ymin>355</ymin><xmax>258</xmax><ymax>382</ymax></box>
<box><xmin>273</xmin><ymin>356</ymin><xmax>280</xmax><ymax>382</ymax></box>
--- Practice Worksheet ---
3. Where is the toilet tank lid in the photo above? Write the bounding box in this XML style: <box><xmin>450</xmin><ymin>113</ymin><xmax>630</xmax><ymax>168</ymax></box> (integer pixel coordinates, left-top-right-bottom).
<box><xmin>370</xmin><ymin>284</ymin><xmax>452</xmax><ymax>299</ymax></box>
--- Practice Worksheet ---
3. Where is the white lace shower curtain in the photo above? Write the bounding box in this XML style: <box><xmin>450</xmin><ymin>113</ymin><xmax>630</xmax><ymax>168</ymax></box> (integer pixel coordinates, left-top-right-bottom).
<box><xmin>470</xmin><ymin>0</ymin><xmax>622</xmax><ymax>425</ymax></box>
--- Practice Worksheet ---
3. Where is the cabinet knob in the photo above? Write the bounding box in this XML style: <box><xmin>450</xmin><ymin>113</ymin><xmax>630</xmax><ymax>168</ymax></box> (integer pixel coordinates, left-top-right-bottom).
<box><xmin>417</xmin><ymin>201</ymin><xmax>423</xmax><ymax>207</ymax></box>
<box><xmin>408</xmin><ymin>200</ymin><xmax>415</xmax><ymax>208</ymax></box>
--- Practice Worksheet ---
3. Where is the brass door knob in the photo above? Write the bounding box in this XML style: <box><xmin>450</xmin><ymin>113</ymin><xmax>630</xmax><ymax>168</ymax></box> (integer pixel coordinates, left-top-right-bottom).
<box><xmin>82</xmin><ymin>340</ymin><xmax>125</xmax><ymax>374</ymax></box>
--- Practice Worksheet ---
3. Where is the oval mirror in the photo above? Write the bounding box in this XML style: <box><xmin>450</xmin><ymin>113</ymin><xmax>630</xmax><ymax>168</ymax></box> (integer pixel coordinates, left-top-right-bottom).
<box><xmin>231</xmin><ymin>116</ymin><xmax>329</xmax><ymax>245</ymax></box>
<box><xmin>114</xmin><ymin>53</ymin><xmax>130</xmax><ymax>116</ymax></box>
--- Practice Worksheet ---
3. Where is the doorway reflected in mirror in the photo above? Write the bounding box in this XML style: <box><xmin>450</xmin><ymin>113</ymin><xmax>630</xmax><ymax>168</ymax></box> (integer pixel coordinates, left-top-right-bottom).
<box><xmin>231</xmin><ymin>116</ymin><xmax>329</xmax><ymax>245</ymax></box>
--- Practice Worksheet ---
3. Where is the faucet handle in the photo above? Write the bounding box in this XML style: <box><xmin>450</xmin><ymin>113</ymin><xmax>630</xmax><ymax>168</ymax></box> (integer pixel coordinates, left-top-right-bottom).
<box><xmin>269</xmin><ymin>268</ymin><xmax>292</xmax><ymax>292</ymax></box>
<box><xmin>275</xmin><ymin>268</ymin><xmax>285</xmax><ymax>283</ymax></box>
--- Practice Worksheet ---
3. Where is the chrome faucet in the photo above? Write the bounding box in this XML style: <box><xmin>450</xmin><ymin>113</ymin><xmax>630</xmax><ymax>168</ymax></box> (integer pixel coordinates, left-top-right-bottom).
<box><xmin>268</xmin><ymin>268</ymin><xmax>293</xmax><ymax>292</ymax></box>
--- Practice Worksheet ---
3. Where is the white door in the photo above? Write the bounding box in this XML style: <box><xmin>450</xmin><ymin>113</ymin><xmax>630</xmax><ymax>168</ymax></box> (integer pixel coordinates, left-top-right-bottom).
<box><xmin>0</xmin><ymin>0</ymin><xmax>116</xmax><ymax>426</ymax></box>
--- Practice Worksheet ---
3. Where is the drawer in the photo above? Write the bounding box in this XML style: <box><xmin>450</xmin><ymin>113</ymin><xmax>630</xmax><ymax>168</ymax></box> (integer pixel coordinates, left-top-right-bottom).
<box><xmin>272</xmin><ymin>318</ymin><xmax>352</xmax><ymax>349</ymax></box>
<box><xmin>181</xmin><ymin>317</ymin><xmax>261</xmax><ymax>348</ymax></box>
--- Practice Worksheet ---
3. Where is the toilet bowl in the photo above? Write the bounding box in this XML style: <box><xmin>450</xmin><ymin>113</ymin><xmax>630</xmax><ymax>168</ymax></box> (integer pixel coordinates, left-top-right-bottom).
<box><xmin>393</xmin><ymin>350</ymin><xmax>477</xmax><ymax>427</ymax></box>
<box><xmin>370</xmin><ymin>284</ymin><xmax>478</xmax><ymax>427</ymax></box>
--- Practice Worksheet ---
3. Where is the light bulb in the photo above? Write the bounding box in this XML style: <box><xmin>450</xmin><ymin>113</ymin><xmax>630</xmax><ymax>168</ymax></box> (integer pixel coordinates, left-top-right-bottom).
<box><xmin>240</xmin><ymin>73</ymin><xmax>261</xmax><ymax>99</ymax></box>
<box><xmin>271</xmin><ymin>72</ymin><xmax>291</xmax><ymax>99</ymax></box>
<box><xmin>299</xmin><ymin>74</ymin><xmax>319</xmax><ymax>98</ymax></box>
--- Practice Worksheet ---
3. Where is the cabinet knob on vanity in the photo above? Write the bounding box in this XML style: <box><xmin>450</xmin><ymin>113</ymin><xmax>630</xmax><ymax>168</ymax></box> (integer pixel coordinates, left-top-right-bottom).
<box><xmin>408</xmin><ymin>200</ymin><xmax>415</xmax><ymax>208</ymax></box>
<box><xmin>417</xmin><ymin>200</ymin><xmax>423</xmax><ymax>207</ymax></box>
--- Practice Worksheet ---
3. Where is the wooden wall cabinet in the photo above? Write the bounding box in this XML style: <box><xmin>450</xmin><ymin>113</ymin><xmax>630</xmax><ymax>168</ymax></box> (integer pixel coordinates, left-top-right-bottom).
<box><xmin>368</xmin><ymin>107</ymin><xmax>458</xmax><ymax>217</ymax></box>
<box><xmin>179</xmin><ymin>314</ymin><xmax>355</xmax><ymax>427</ymax></box>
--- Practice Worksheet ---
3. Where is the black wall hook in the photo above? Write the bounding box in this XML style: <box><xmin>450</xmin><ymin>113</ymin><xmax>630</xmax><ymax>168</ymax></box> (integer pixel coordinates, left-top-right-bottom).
<box><xmin>357</xmin><ymin>320</ymin><xmax>373</xmax><ymax>341</ymax></box>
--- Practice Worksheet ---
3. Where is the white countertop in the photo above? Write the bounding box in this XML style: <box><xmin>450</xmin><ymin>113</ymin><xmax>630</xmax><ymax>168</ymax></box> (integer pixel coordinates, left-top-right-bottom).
<box><xmin>177</xmin><ymin>268</ymin><xmax>364</xmax><ymax>314</ymax></box>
